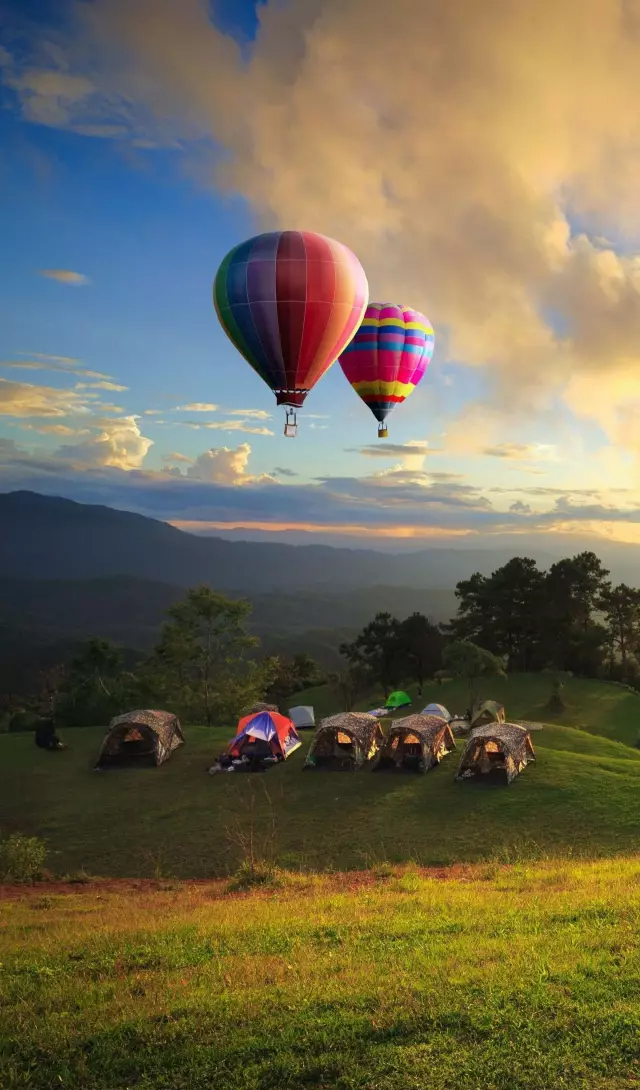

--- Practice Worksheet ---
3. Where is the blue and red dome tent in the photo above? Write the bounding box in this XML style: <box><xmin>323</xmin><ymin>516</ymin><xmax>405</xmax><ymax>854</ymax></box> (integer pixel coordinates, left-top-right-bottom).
<box><xmin>227</xmin><ymin>710</ymin><xmax>301</xmax><ymax>762</ymax></box>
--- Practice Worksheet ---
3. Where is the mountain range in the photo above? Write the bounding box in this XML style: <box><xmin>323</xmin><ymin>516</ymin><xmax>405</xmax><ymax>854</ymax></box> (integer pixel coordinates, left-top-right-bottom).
<box><xmin>1</xmin><ymin>490</ymin><xmax>640</xmax><ymax>691</ymax></box>
<box><xmin>0</xmin><ymin>489</ymin><xmax>563</xmax><ymax>589</ymax></box>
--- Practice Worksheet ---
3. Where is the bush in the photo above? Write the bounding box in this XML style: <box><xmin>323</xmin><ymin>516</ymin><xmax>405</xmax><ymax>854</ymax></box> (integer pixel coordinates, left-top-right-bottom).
<box><xmin>0</xmin><ymin>833</ymin><xmax>47</xmax><ymax>883</ymax></box>
<box><xmin>227</xmin><ymin>860</ymin><xmax>281</xmax><ymax>892</ymax></box>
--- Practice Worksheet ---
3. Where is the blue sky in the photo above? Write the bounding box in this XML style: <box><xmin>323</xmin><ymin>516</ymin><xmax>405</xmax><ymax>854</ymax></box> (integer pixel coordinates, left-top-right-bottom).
<box><xmin>1</xmin><ymin>0</ymin><xmax>640</xmax><ymax>548</ymax></box>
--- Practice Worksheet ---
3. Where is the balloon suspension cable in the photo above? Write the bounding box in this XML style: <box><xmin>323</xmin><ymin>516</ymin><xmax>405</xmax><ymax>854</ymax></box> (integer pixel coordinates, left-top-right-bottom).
<box><xmin>378</xmin><ymin>423</ymin><xmax>388</xmax><ymax>439</ymax></box>
<box><xmin>284</xmin><ymin>408</ymin><xmax>298</xmax><ymax>438</ymax></box>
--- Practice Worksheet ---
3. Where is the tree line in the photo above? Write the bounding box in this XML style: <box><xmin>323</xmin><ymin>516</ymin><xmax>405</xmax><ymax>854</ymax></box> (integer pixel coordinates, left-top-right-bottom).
<box><xmin>448</xmin><ymin>550</ymin><xmax>640</xmax><ymax>681</ymax></box>
<box><xmin>331</xmin><ymin>550</ymin><xmax>640</xmax><ymax>708</ymax></box>
<box><xmin>3</xmin><ymin>548</ymin><xmax>639</xmax><ymax>731</ymax></box>
<box><xmin>2</xmin><ymin>586</ymin><xmax>323</xmax><ymax>732</ymax></box>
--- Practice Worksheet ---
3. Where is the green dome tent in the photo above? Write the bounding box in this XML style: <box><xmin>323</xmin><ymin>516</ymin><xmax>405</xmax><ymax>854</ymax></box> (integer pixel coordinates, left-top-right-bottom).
<box><xmin>385</xmin><ymin>690</ymin><xmax>412</xmax><ymax>710</ymax></box>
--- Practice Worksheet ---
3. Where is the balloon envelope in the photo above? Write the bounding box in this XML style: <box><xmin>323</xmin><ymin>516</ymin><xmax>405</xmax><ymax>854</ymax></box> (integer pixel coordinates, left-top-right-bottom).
<box><xmin>338</xmin><ymin>303</ymin><xmax>434</xmax><ymax>427</ymax></box>
<box><xmin>213</xmin><ymin>231</ymin><xmax>369</xmax><ymax>408</ymax></box>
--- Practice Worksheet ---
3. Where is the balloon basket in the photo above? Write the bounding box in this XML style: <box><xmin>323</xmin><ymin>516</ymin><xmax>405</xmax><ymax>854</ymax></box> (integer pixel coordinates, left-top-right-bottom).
<box><xmin>378</xmin><ymin>425</ymin><xmax>388</xmax><ymax>438</ymax></box>
<box><xmin>284</xmin><ymin>409</ymin><xmax>298</xmax><ymax>437</ymax></box>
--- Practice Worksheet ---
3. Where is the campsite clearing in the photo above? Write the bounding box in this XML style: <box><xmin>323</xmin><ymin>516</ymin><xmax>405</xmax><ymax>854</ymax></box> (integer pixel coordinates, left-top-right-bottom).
<box><xmin>1</xmin><ymin>857</ymin><xmax>640</xmax><ymax>1089</ymax></box>
<box><xmin>2</xmin><ymin>673</ymin><xmax>640</xmax><ymax>877</ymax></box>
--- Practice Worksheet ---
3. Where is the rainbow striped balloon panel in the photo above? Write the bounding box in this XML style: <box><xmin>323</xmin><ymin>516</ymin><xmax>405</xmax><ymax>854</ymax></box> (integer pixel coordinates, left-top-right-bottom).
<box><xmin>214</xmin><ymin>231</ymin><xmax>369</xmax><ymax>407</ymax></box>
<box><xmin>339</xmin><ymin>303</ymin><xmax>434</xmax><ymax>423</ymax></box>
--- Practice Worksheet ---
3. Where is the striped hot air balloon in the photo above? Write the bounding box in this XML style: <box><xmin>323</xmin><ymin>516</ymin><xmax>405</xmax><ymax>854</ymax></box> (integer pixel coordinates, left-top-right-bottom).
<box><xmin>213</xmin><ymin>231</ymin><xmax>369</xmax><ymax>435</ymax></box>
<box><xmin>338</xmin><ymin>303</ymin><xmax>435</xmax><ymax>437</ymax></box>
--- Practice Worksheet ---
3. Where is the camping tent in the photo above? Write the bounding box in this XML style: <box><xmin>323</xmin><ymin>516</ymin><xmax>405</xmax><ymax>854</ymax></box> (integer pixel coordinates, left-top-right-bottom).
<box><xmin>456</xmin><ymin>723</ymin><xmax>535</xmax><ymax>785</ymax></box>
<box><xmin>421</xmin><ymin>702</ymin><xmax>450</xmax><ymax>720</ymax></box>
<box><xmin>244</xmin><ymin>702</ymin><xmax>279</xmax><ymax>715</ymax></box>
<box><xmin>304</xmin><ymin>712</ymin><xmax>384</xmax><ymax>771</ymax></box>
<box><xmin>470</xmin><ymin>700</ymin><xmax>505</xmax><ymax>730</ymax></box>
<box><xmin>374</xmin><ymin>714</ymin><xmax>455</xmax><ymax>773</ymax></box>
<box><xmin>385</xmin><ymin>691</ymin><xmax>412</xmax><ymax>710</ymax></box>
<box><xmin>224</xmin><ymin>710</ymin><xmax>301</xmax><ymax>769</ymax></box>
<box><xmin>94</xmin><ymin>710</ymin><xmax>184</xmax><ymax>769</ymax></box>
<box><xmin>288</xmin><ymin>705</ymin><xmax>315</xmax><ymax>730</ymax></box>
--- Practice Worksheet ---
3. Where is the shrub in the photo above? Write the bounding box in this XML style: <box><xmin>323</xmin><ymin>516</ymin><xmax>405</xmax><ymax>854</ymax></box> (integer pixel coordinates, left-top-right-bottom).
<box><xmin>227</xmin><ymin>860</ymin><xmax>282</xmax><ymax>892</ymax></box>
<box><xmin>0</xmin><ymin>833</ymin><xmax>47</xmax><ymax>883</ymax></box>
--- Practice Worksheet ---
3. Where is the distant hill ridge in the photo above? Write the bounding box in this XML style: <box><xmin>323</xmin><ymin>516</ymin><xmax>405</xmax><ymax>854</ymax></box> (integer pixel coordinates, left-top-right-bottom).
<box><xmin>0</xmin><ymin>489</ymin><xmax>539</xmax><ymax>591</ymax></box>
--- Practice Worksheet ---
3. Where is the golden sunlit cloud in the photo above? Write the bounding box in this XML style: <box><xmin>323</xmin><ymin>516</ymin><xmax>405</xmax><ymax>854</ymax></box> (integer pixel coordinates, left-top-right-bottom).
<box><xmin>38</xmin><ymin>269</ymin><xmax>89</xmax><ymax>285</ymax></box>
<box><xmin>170</xmin><ymin>519</ymin><xmax>474</xmax><ymax>539</ymax></box>
<box><xmin>0</xmin><ymin>377</ymin><xmax>91</xmax><ymax>418</ymax></box>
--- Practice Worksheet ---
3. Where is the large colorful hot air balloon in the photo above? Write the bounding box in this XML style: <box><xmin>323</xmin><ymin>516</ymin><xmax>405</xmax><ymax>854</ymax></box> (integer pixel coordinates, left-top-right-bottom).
<box><xmin>213</xmin><ymin>231</ymin><xmax>369</xmax><ymax>436</ymax></box>
<box><xmin>338</xmin><ymin>303</ymin><xmax>434</xmax><ymax>437</ymax></box>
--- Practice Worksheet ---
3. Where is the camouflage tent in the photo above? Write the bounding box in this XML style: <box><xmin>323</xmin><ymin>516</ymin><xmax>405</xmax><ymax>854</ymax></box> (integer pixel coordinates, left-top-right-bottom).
<box><xmin>303</xmin><ymin>712</ymin><xmax>384</xmax><ymax>771</ymax></box>
<box><xmin>374</xmin><ymin>714</ymin><xmax>456</xmax><ymax>773</ymax></box>
<box><xmin>244</xmin><ymin>702</ymin><xmax>279</xmax><ymax>715</ymax></box>
<box><xmin>470</xmin><ymin>700</ymin><xmax>505</xmax><ymax>730</ymax></box>
<box><xmin>456</xmin><ymin>723</ymin><xmax>535</xmax><ymax>785</ymax></box>
<box><xmin>94</xmin><ymin>710</ymin><xmax>184</xmax><ymax>769</ymax></box>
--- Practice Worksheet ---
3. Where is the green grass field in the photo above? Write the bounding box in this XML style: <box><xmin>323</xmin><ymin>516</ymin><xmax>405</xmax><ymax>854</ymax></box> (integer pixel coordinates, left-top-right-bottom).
<box><xmin>1</xmin><ymin>674</ymin><xmax>640</xmax><ymax>878</ymax></box>
<box><xmin>3</xmin><ymin>673</ymin><xmax>640</xmax><ymax>1088</ymax></box>
<box><xmin>2</xmin><ymin>858</ymin><xmax>640</xmax><ymax>1089</ymax></box>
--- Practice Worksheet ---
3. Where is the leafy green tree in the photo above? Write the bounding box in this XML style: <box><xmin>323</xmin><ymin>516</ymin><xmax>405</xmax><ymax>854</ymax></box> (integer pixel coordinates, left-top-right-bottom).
<box><xmin>69</xmin><ymin>638</ymin><xmax>124</xmax><ymax>697</ymax></box>
<box><xmin>449</xmin><ymin>558</ymin><xmax>546</xmax><ymax>670</ymax></box>
<box><xmin>57</xmin><ymin>638</ymin><xmax>132</xmax><ymax>725</ymax></box>
<box><xmin>541</xmin><ymin>553</ymin><xmax>610</xmax><ymax>674</ymax></box>
<box><xmin>546</xmin><ymin>552</ymin><xmax>610</xmax><ymax>632</ymax></box>
<box><xmin>265</xmin><ymin>653</ymin><xmax>323</xmax><ymax>705</ymax></box>
<box><xmin>149</xmin><ymin>586</ymin><xmax>273</xmax><ymax>726</ymax></box>
<box><xmin>441</xmin><ymin>640</ymin><xmax>506</xmax><ymax>713</ymax></box>
<box><xmin>340</xmin><ymin>612</ymin><xmax>404</xmax><ymax>697</ymax></box>
<box><xmin>398</xmin><ymin>612</ymin><xmax>443</xmax><ymax>695</ymax></box>
<box><xmin>328</xmin><ymin>662</ymin><xmax>374</xmax><ymax>712</ymax></box>
<box><xmin>598</xmin><ymin>583</ymin><xmax>640</xmax><ymax>675</ymax></box>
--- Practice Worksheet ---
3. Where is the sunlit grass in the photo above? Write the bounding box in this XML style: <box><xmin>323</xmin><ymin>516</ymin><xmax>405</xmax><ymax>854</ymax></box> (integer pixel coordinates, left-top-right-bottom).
<box><xmin>2</xmin><ymin>858</ymin><xmax>640</xmax><ymax>1088</ymax></box>
<box><xmin>2</xmin><ymin>673</ymin><xmax>640</xmax><ymax>877</ymax></box>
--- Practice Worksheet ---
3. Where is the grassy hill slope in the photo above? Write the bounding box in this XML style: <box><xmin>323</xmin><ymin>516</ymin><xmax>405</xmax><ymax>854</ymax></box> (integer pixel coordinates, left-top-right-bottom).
<box><xmin>2</xmin><ymin>674</ymin><xmax>640</xmax><ymax>878</ymax></box>
<box><xmin>296</xmin><ymin>671</ymin><xmax>640</xmax><ymax>745</ymax></box>
<box><xmin>2</xmin><ymin>858</ymin><xmax>640</xmax><ymax>1089</ymax></box>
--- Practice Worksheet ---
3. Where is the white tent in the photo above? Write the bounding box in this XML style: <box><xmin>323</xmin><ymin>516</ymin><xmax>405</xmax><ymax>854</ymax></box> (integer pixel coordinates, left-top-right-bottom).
<box><xmin>421</xmin><ymin>702</ymin><xmax>451</xmax><ymax>720</ymax></box>
<box><xmin>288</xmin><ymin>705</ymin><xmax>315</xmax><ymax>730</ymax></box>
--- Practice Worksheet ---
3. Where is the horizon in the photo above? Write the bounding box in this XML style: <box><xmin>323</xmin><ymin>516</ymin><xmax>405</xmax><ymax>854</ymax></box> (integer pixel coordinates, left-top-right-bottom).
<box><xmin>4</xmin><ymin>487</ymin><xmax>640</xmax><ymax>569</ymax></box>
<box><xmin>3</xmin><ymin>1</ymin><xmax>640</xmax><ymax>549</ymax></box>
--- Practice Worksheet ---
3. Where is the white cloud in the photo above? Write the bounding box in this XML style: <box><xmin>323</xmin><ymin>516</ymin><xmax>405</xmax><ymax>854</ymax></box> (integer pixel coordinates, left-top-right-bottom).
<box><xmin>224</xmin><ymin>408</ymin><xmax>272</xmax><ymax>420</ymax></box>
<box><xmin>164</xmin><ymin>451</ymin><xmax>193</xmax><ymax>464</ymax></box>
<box><xmin>173</xmin><ymin>402</ymin><xmax>218</xmax><ymax>412</ymax></box>
<box><xmin>56</xmin><ymin>415</ymin><xmax>152</xmax><ymax>470</ymax></box>
<box><xmin>38</xmin><ymin>269</ymin><xmax>89</xmax><ymax>285</ymax></box>
<box><xmin>483</xmin><ymin>443</ymin><xmax>540</xmax><ymax>460</ymax></box>
<box><xmin>75</xmin><ymin>380</ymin><xmax>128</xmax><ymax>392</ymax></box>
<box><xmin>183</xmin><ymin>419</ymin><xmax>274</xmax><ymax>436</ymax></box>
<box><xmin>1</xmin><ymin>357</ymin><xmax>112</xmax><ymax>380</ymax></box>
<box><xmin>186</xmin><ymin>443</ymin><xmax>276</xmax><ymax>486</ymax></box>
